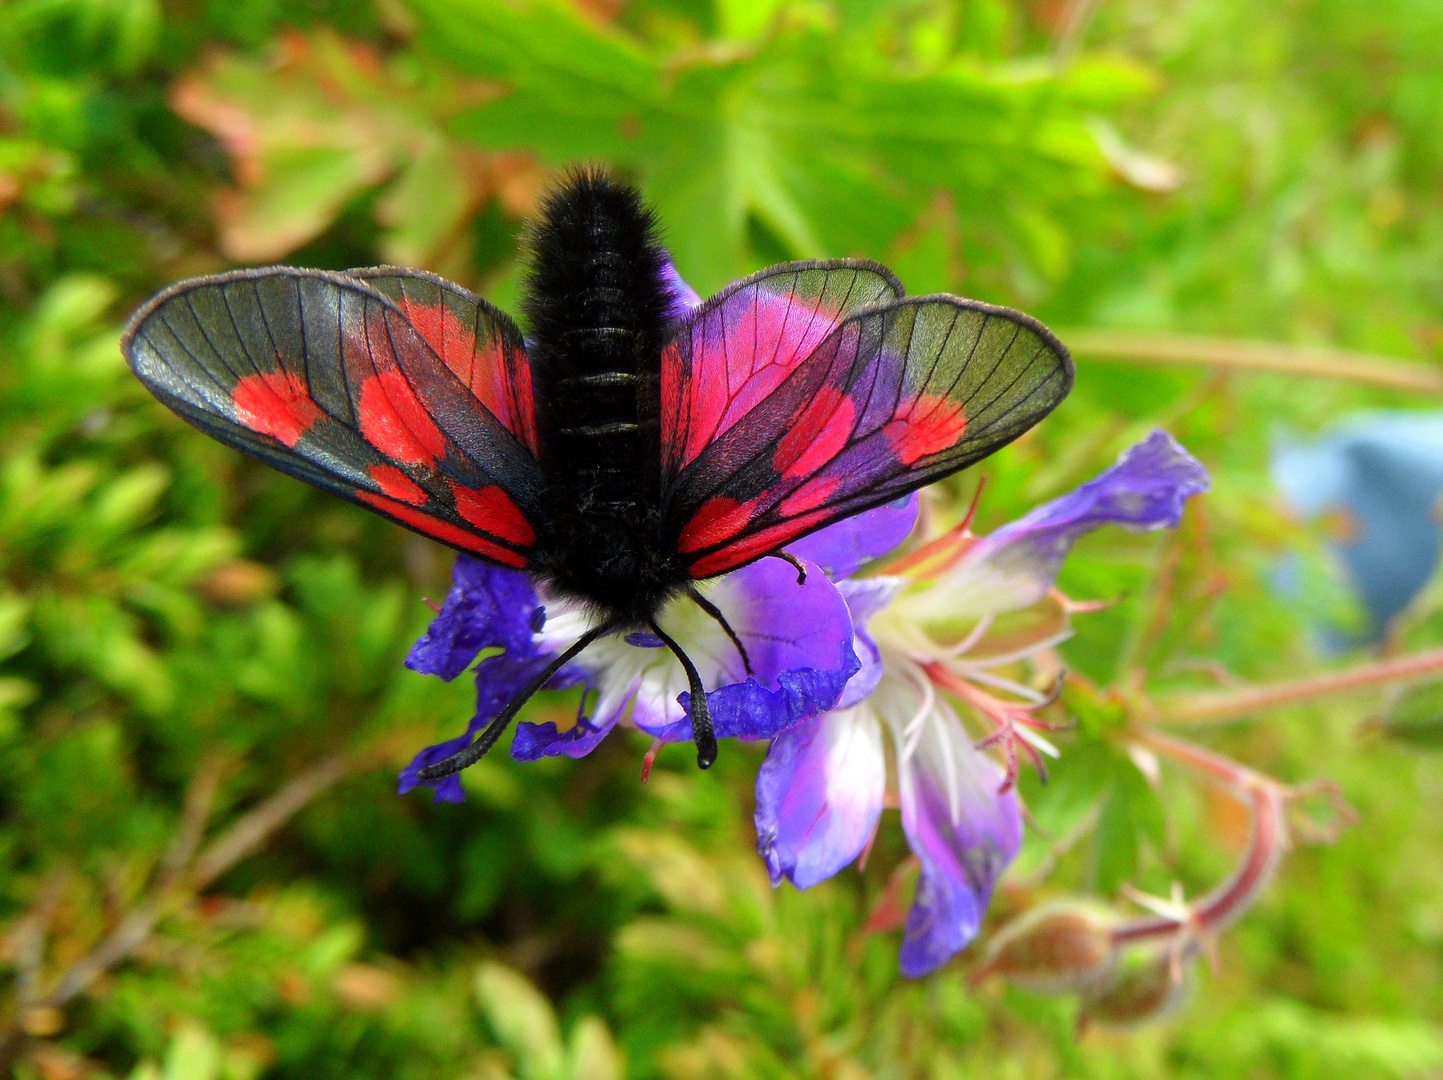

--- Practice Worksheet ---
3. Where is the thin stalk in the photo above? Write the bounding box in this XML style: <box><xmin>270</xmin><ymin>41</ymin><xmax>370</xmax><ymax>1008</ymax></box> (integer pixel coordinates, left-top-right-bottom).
<box><xmin>1150</xmin><ymin>646</ymin><xmax>1443</xmax><ymax>727</ymax></box>
<box><xmin>1062</xmin><ymin>329</ymin><xmax>1443</xmax><ymax>394</ymax></box>
<box><xmin>1111</xmin><ymin>782</ymin><xmax>1286</xmax><ymax>945</ymax></box>
<box><xmin>1112</xmin><ymin>730</ymin><xmax>1353</xmax><ymax>947</ymax></box>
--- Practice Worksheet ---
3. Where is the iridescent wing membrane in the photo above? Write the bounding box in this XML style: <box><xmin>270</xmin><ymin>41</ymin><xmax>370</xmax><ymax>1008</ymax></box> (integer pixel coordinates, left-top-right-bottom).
<box><xmin>662</xmin><ymin>262</ymin><xmax>1074</xmax><ymax>578</ymax></box>
<box><xmin>661</xmin><ymin>260</ymin><xmax>903</xmax><ymax>475</ymax></box>
<box><xmin>122</xmin><ymin>267</ymin><xmax>542</xmax><ymax>569</ymax></box>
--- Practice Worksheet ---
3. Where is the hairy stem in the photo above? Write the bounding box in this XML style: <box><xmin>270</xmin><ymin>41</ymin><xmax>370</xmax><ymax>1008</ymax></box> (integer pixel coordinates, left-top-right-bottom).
<box><xmin>1149</xmin><ymin>646</ymin><xmax>1443</xmax><ymax>727</ymax></box>
<box><xmin>1062</xmin><ymin>329</ymin><xmax>1443</xmax><ymax>394</ymax></box>
<box><xmin>1110</xmin><ymin>780</ymin><xmax>1286</xmax><ymax>945</ymax></box>
<box><xmin>1112</xmin><ymin>730</ymin><xmax>1353</xmax><ymax>948</ymax></box>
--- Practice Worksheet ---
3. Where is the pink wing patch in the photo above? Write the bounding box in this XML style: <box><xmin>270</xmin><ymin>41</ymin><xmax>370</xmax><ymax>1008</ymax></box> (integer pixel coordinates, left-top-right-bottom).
<box><xmin>451</xmin><ymin>483</ymin><xmax>536</xmax><ymax>547</ymax></box>
<box><xmin>773</xmin><ymin>386</ymin><xmax>855</xmax><ymax>478</ymax></box>
<box><xmin>232</xmin><ymin>371</ymin><xmax>323</xmax><ymax>448</ymax></box>
<box><xmin>352</xmin><ymin>267</ymin><xmax>539</xmax><ymax>457</ymax></box>
<box><xmin>660</xmin><ymin>262</ymin><xmax>903</xmax><ymax>478</ymax></box>
<box><xmin>358</xmin><ymin>366</ymin><xmax>448</xmax><ymax>467</ymax></box>
<box><xmin>359</xmin><ymin>491</ymin><xmax>529</xmax><ymax>568</ymax></box>
<box><xmin>369</xmin><ymin>464</ymin><xmax>428</xmax><ymax>506</ymax></box>
<box><xmin>687</xmin><ymin>512</ymin><xmax>833</xmax><ymax>578</ymax></box>
<box><xmin>678</xmin><ymin>494</ymin><xmax>759</xmax><ymax>554</ymax></box>
<box><xmin>885</xmin><ymin>392</ymin><xmax>968</xmax><ymax>465</ymax></box>
<box><xmin>395</xmin><ymin>294</ymin><xmax>538</xmax><ymax>455</ymax></box>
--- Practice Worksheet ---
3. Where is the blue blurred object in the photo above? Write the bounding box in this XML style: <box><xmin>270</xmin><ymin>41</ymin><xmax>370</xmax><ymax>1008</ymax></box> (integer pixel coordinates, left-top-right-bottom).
<box><xmin>1273</xmin><ymin>413</ymin><xmax>1443</xmax><ymax>642</ymax></box>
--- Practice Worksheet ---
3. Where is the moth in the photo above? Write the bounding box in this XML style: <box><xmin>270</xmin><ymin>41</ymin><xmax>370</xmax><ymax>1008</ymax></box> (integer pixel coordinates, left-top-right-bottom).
<box><xmin>122</xmin><ymin>168</ymin><xmax>1073</xmax><ymax>776</ymax></box>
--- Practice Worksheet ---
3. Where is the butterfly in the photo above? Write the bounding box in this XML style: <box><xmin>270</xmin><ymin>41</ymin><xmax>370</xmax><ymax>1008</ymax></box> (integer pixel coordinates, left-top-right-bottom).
<box><xmin>122</xmin><ymin>168</ymin><xmax>1073</xmax><ymax>777</ymax></box>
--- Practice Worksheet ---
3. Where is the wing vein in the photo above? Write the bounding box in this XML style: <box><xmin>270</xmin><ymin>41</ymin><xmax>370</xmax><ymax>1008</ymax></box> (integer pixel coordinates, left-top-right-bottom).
<box><xmin>150</xmin><ymin>311</ymin><xmax>229</xmax><ymax>402</ymax></box>
<box><xmin>217</xmin><ymin>286</ymin><xmax>266</xmax><ymax>384</ymax></box>
<box><xmin>182</xmin><ymin>292</ymin><xmax>244</xmax><ymax>386</ymax></box>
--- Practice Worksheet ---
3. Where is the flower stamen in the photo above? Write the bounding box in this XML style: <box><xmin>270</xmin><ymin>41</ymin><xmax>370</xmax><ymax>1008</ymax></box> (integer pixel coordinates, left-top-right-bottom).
<box><xmin>882</xmin><ymin>479</ymin><xmax>985</xmax><ymax>578</ymax></box>
<box><xmin>925</xmin><ymin>662</ymin><xmax>1065</xmax><ymax>791</ymax></box>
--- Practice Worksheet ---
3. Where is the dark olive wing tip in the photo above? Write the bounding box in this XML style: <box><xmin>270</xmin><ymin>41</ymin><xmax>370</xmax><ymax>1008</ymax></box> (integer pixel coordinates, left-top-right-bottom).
<box><xmin>347</xmin><ymin>264</ymin><xmax>485</xmax><ymax>304</ymax></box>
<box><xmin>859</xmin><ymin>291</ymin><xmax>1075</xmax><ymax>400</ymax></box>
<box><xmin>120</xmin><ymin>266</ymin><xmax>412</xmax><ymax>371</ymax></box>
<box><xmin>345</xmin><ymin>265</ymin><xmax>527</xmax><ymax>346</ymax></box>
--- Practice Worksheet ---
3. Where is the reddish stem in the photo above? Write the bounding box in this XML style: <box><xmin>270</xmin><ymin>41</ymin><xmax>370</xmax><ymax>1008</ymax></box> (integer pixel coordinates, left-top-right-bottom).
<box><xmin>1152</xmin><ymin>646</ymin><xmax>1443</xmax><ymax>727</ymax></box>
<box><xmin>1111</xmin><ymin>782</ymin><xmax>1285</xmax><ymax>944</ymax></box>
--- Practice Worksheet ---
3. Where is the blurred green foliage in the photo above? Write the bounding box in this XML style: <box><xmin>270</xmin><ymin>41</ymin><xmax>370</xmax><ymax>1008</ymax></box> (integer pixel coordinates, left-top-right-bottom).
<box><xmin>1</xmin><ymin>0</ymin><xmax>1442</xmax><ymax>1077</ymax></box>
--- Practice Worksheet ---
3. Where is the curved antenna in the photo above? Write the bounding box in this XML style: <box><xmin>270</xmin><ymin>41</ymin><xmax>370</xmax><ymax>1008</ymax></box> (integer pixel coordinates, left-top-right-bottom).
<box><xmin>417</xmin><ymin>621</ymin><xmax>614</xmax><ymax>782</ymax></box>
<box><xmin>687</xmin><ymin>587</ymin><xmax>752</xmax><ymax>676</ymax></box>
<box><xmin>767</xmin><ymin>551</ymin><xmax>808</xmax><ymax>585</ymax></box>
<box><xmin>648</xmin><ymin>618</ymin><xmax>718</xmax><ymax>769</ymax></box>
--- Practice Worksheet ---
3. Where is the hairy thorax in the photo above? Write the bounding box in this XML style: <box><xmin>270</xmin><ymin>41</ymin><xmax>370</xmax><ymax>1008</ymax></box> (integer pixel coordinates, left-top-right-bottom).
<box><xmin>523</xmin><ymin>170</ymin><xmax>684</xmax><ymax>626</ymax></box>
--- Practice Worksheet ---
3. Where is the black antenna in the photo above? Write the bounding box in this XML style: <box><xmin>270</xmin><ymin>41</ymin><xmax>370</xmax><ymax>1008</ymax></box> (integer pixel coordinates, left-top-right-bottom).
<box><xmin>768</xmin><ymin>551</ymin><xmax>808</xmax><ymax>584</ymax></box>
<box><xmin>687</xmin><ymin>588</ymin><xmax>752</xmax><ymax>676</ymax></box>
<box><xmin>417</xmin><ymin>621</ymin><xmax>614</xmax><ymax>782</ymax></box>
<box><xmin>648</xmin><ymin>618</ymin><xmax>718</xmax><ymax>769</ymax></box>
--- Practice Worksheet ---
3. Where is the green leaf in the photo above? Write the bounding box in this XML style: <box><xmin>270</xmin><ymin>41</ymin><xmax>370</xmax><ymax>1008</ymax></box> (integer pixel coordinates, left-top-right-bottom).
<box><xmin>475</xmin><ymin>962</ymin><xmax>566</xmax><ymax>1080</ymax></box>
<box><xmin>1379</xmin><ymin>682</ymin><xmax>1443</xmax><ymax>749</ymax></box>
<box><xmin>566</xmin><ymin>1016</ymin><xmax>624</xmax><ymax>1080</ymax></box>
<box><xmin>161</xmin><ymin>1022</ymin><xmax>221</xmax><ymax>1080</ymax></box>
<box><xmin>1093</xmin><ymin>752</ymin><xmax>1165</xmax><ymax>895</ymax></box>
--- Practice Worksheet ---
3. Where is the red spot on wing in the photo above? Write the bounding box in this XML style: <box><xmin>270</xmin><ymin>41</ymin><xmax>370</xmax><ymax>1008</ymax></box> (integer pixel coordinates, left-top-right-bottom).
<box><xmin>664</xmin><ymin>290</ymin><xmax>843</xmax><ymax>473</ymax></box>
<box><xmin>232</xmin><ymin>371</ymin><xmax>322</xmax><ymax>448</ymax></box>
<box><xmin>688</xmin><ymin>511</ymin><xmax>832</xmax><ymax>578</ymax></box>
<box><xmin>883</xmin><ymin>393</ymin><xmax>968</xmax><ymax>465</ymax></box>
<box><xmin>773</xmin><ymin>386</ymin><xmax>855</xmax><ymax>478</ymax></box>
<box><xmin>359</xmin><ymin>369</ymin><xmax>447</xmax><ymax>467</ymax></box>
<box><xmin>368</xmin><ymin>464</ymin><xmax>427</xmax><ymax>506</ymax></box>
<box><xmin>396</xmin><ymin>297</ymin><xmax>470</xmax><ymax>368</ymax></box>
<box><xmin>678</xmin><ymin>495</ymin><xmax>761</xmax><ymax>554</ymax></box>
<box><xmin>398</xmin><ymin>297</ymin><xmax>539</xmax><ymax>455</ymax></box>
<box><xmin>358</xmin><ymin>492</ymin><xmax>527</xmax><ymax>567</ymax></box>
<box><xmin>451</xmin><ymin>483</ymin><xmax>536</xmax><ymax>546</ymax></box>
<box><xmin>779</xmin><ymin>474</ymin><xmax>840</xmax><ymax>515</ymax></box>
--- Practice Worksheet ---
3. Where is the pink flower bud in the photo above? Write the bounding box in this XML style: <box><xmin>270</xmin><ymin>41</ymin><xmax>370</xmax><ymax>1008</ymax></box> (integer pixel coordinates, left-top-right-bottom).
<box><xmin>973</xmin><ymin>901</ymin><xmax>1116</xmax><ymax>993</ymax></box>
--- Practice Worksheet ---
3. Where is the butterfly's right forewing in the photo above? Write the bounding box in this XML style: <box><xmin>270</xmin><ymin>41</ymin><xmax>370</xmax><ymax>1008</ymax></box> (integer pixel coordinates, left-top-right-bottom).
<box><xmin>123</xmin><ymin>267</ymin><xmax>543</xmax><ymax>568</ymax></box>
<box><xmin>664</xmin><ymin>295</ymin><xmax>1073</xmax><ymax>578</ymax></box>
<box><xmin>660</xmin><ymin>260</ymin><xmax>903</xmax><ymax>476</ymax></box>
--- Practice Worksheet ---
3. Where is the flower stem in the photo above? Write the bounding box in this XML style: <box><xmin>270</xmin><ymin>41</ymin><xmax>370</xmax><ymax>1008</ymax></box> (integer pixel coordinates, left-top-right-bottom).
<box><xmin>1112</xmin><ymin>730</ymin><xmax>1354</xmax><ymax>947</ymax></box>
<box><xmin>1061</xmin><ymin>329</ymin><xmax>1443</xmax><ymax>394</ymax></box>
<box><xmin>1110</xmin><ymin>780</ymin><xmax>1286</xmax><ymax>945</ymax></box>
<box><xmin>1149</xmin><ymin>646</ymin><xmax>1443</xmax><ymax>727</ymax></box>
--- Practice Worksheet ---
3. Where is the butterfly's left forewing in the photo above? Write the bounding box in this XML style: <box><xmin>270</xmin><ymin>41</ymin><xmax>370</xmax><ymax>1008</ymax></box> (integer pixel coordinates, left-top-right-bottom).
<box><xmin>123</xmin><ymin>267</ymin><xmax>543</xmax><ymax>568</ymax></box>
<box><xmin>349</xmin><ymin>267</ymin><xmax>539</xmax><ymax>456</ymax></box>
<box><xmin>665</xmin><ymin>296</ymin><xmax>1073</xmax><ymax>578</ymax></box>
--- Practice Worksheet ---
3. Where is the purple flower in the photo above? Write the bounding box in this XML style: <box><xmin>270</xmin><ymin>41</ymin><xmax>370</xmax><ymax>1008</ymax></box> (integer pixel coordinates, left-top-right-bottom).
<box><xmin>756</xmin><ymin>431</ymin><xmax>1210</xmax><ymax>976</ymax></box>
<box><xmin>661</xmin><ymin>257</ymin><xmax>702</xmax><ymax>321</ymax></box>
<box><xmin>398</xmin><ymin>560</ymin><xmax>563</xmax><ymax>803</ymax></box>
<box><xmin>513</xmin><ymin>555</ymin><xmax>859</xmax><ymax>759</ymax></box>
<box><xmin>398</xmin><ymin>556</ymin><xmax>860</xmax><ymax>801</ymax></box>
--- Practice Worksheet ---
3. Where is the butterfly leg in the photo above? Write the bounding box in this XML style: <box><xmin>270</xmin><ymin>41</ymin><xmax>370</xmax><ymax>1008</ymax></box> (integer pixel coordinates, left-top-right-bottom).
<box><xmin>768</xmin><ymin>551</ymin><xmax>808</xmax><ymax>585</ymax></box>
<box><xmin>417</xmin><ymin>621</ymin><xmax>614</xmax><ymax>782</ymax></box>
<box><xmin>687</xmin><ymin>587</ymin><xmax>752</xmax><ymax>676</ymax></box>
<box><xmin>647</xmin><ymin>618</ymin><xmax>718</xmax><ymax>770</ymax></box>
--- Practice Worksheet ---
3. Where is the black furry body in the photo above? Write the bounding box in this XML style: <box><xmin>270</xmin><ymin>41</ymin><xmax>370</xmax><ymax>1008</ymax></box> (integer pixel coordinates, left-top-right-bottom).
<box><xmin>524</xmin><ymin>172</ymin><xmax>688</xmax><ymax>626</ymax></box>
